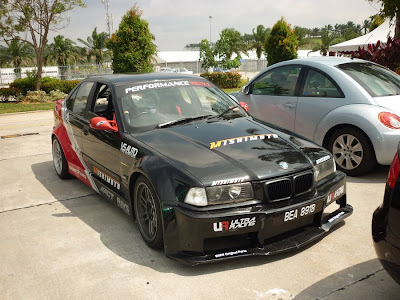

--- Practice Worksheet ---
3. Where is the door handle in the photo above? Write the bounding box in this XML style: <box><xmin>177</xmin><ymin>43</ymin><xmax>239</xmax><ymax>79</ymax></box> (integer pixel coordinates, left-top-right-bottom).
<box><xmin>83</xmin><ymin>128</ymin><xmax>89</xmax><ymax>135</ymax></box>
<box><xmin>284</xmin><ymin>103</ymin><xmax>296</xmax><ymax>108</ymax></box>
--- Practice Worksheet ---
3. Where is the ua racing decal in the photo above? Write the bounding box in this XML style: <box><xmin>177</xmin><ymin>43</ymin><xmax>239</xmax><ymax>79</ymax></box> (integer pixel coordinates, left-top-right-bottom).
<box><xmin>213</xmin><ymin>217</ymin><xmax>256</xmax><ymax>232</ymax></box>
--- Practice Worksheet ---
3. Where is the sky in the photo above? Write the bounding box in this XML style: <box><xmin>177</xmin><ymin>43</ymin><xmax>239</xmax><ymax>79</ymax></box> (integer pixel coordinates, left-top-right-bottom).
<box><xmin>53</xmin><ymin>0</ymin><xmax>382</xmax><ymax>51</ymax></box>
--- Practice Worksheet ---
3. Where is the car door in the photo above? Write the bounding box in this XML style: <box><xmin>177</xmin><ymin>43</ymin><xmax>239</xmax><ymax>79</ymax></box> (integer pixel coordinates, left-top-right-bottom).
<box><xmin>81</xmin><ymin>82</ymin><xmax>123</xmax><ymax>193</ymax></box>
<box><xmin>246</xmin><ymin>65</ymin><xmax>302</xmax><ymax>132</ymax></box>
<box><xmin>65</xmin><ymin>81</ymin><xmax>95</xmax><ymax>152</ymax></box>
<box><xmin>295</xmin><ymin>67</ymin><xmax>346</xmax><ymax>140</ymax></box>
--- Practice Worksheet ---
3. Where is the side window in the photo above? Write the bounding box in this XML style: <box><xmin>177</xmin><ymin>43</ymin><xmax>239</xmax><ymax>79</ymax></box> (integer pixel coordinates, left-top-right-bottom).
<box><xmin>252</xmin><ymin>65</ymin><xmax>301</xmax><ymax>96</ymax></box>
<box><xmin>68</xmin><ymin>82</ymin><xmax>94</xmax><ymax>116</ymax></box>
<box><xmin>302</xmin><ymin>69</ymin><xmax>342</xmax><ymax>98</ymax></box>
<box><xmin>89</xmin><ymin>84</ymin><xmax>113</xmax><ymax>120</ymax></box>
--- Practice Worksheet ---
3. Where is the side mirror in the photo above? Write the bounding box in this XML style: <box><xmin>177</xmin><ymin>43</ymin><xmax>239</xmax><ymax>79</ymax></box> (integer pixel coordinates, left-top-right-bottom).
<box><xmin>243</xmin><ymin>85</ymin><xmax>250</xmax><ymax>95</ymax></box>
<box><xmin>90</xmin><ymin>116</ymin><xmax>118</xmax><ymax>132</ymax></box>
<box><xmin>239</xmin><ymin>102</ymin><xmax>249</xmax><ymax>112</ymax></box>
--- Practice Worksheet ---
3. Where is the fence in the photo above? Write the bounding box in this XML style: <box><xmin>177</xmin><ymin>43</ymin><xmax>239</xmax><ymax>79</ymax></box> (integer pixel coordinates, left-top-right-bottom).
<box><xmin>0</xmin><ymin>60</ymin><xmax>267</xmax><ymax>87</ymax></box>
<box><xmin>0</xmin><ymin>64</ymin><xmax>113</xmax><ymax>86</ymax></box>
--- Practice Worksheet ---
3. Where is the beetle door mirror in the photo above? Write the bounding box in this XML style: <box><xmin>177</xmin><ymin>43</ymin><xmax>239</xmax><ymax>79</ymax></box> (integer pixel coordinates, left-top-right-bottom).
<box><xmin>243</xmin><ymin>85</ymin><xmax>250</xmax><ymax>95</ymax></box>
<box><xmin>90</xmin><ymin>116</ymin><xmax>118</xmax><ymax>132</ymax></box>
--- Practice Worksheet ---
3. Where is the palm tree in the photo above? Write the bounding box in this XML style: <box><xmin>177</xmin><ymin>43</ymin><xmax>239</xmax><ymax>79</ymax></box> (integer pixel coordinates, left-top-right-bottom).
<box><xmin>47</xmin><ymin>35</ymin><xmax>78</xmax><ymax>79</ymax></box>
<box><xmin>248</xmin><ymin>25</ymin><xmax>270</xmax><ymax>59</ymax></box>
<box><xmin>362</xmin><ymin>19</ymin><xmax>371</xmax><ymax>34</ymax></box>
<box><xmin>78</xmin><ymin>27</ymin><xmax>108</xmax><ymax>65</ymax></box>
<box><xmin>4</xmin><ymin>40</ymin><xmax>34</xmax><ymax>77</ymax></box>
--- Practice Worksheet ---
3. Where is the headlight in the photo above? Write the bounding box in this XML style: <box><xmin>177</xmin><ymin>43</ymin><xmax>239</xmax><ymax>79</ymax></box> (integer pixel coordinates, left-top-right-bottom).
<box><xmin>206</xmin><ymin>182</ymin><xmax>254</xmax><ymax>205</ymax></box>
<box><xmin>314</xmin><ymin>158</ymin><xmax>336</xmax><ymax>182</ymax></box>
<box><xmin>184</xmin><ymin>188</ymin><xmax>208</xmax><ymax>206</ymax></box>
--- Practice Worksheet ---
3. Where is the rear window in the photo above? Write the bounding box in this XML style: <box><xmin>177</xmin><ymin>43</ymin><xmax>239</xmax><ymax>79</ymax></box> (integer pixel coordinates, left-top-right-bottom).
<box><xmin>337</xmin><ymin>62</ymin><xmax>400</xmax><ymax>97</ymax></box>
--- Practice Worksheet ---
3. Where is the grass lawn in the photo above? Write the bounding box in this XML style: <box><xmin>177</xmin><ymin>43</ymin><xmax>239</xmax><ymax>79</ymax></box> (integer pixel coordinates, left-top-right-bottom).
<box><xmin>0</xmin><ymin>102</ymin><xmax>54</xmax><ymax>114</ymax></box>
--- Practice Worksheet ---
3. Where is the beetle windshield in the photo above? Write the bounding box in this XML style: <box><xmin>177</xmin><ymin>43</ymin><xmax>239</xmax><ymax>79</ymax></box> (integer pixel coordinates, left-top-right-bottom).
<box><xmin>117</xmin><ymin>80</ymin><xmax>246</xmax><ymax>131</ymax></box>
<box><xmin>337</xmin><ymin>62</ymin><xmax>400</xmax><ymax>97</ymax></box>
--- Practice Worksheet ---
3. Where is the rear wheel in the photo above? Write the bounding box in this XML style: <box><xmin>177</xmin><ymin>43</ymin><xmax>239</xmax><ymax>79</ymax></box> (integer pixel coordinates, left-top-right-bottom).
<box><xmin>52</xmin><ymin>138</ymin><xmax>72</xmax><ymax>179</ymax></box>
<box><xmin>328</xmin><ymin>127</ymin><xmax>376</xmax><ymax>176</ymax></box>
<box><xmin>134</xmin><ymin>176</ymin><xmax>163</xmax><ymax>249</ymax></box>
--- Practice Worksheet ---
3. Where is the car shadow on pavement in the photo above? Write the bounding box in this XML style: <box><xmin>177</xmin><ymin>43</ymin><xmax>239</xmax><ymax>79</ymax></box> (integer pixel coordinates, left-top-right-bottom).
<box><xmin>346</xmin><ymin>164</ymin><xmax>389</xmax><ymax>184</ymax></box>
<box><xmin>32</xmin><ymin>160</ymin><xmax>348</xmax><ymax>276</ymax></box>
<box><xmin>294</xmin><ymin>259</ymin><xmax>400</xmax><ymax>300</ymax></box>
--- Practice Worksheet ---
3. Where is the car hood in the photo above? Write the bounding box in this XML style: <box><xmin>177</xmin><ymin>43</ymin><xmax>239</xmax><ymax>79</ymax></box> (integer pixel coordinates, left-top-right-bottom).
<box><xmin>374</xmin><ymin>95</ymin><xmax>400</xmax><ymax>113</ymax></box>
<box><xmin>133</xmin><ymin>117</ymin><xmax>328</xmax><ymax>186</ymax></box>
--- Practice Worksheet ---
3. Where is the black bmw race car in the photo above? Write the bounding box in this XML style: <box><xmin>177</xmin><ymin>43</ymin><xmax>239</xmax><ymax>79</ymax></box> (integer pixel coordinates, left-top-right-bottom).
<box><xmin>52</xmin><ymin>73</ymin><xmax>353</xmax><ymax>265</ymax></box>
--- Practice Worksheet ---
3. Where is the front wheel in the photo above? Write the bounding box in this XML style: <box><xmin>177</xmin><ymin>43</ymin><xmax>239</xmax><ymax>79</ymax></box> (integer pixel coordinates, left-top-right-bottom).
<box><xmin>328</xmin><ymin>127</ymin><xmax>376</xmax><ymax>176</ymax></box>
<box><xmin>134</xmin><ymin>176</ymin><xmax>163</xmax><ymax>249</ymax></box>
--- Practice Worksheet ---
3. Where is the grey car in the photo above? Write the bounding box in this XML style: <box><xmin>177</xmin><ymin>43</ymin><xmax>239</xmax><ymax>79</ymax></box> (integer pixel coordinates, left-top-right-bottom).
<box><xmin>235</xmin><ymin>57</ymin><xmax>400</xmax><ymax>176</ymax></box>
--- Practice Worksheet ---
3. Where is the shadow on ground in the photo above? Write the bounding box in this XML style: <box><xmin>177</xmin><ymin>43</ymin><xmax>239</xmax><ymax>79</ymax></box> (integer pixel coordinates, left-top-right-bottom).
<box><xmin>295</xmin><ymin>259</ymin><xmax>400</xmax><ymax>300</ymax></box>
<box><xmin>32</xmin><ymin>160</ymin><xmax>380</xmax><ymax>277</ymax></box>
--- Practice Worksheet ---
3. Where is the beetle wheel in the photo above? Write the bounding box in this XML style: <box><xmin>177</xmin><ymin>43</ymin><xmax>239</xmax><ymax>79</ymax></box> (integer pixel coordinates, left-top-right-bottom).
<box><xmin>328</xmin><ymin>127</ymin><xmax>376</xmax><ymax>176</ymax></box>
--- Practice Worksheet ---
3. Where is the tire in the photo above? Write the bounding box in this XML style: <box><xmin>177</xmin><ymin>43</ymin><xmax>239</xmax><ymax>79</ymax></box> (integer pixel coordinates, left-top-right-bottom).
<box><xmin>328</xmin><ymin>127</ymin><xmax>377</xmax><ymax>176</ymax></box>
<box><xmin>52</xmin><ymin>138</ymin><xmax>73</xmax><ymax>179</ymax></box>
<box><xmin>134</xmin><ymin>176</ymin><xmax>164</xmax><ymax>249</ymax></box>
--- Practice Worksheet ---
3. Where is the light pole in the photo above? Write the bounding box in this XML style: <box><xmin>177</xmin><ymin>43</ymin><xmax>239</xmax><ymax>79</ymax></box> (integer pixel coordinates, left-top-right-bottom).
<box><xmin>209</xmin><ymin>16</ymin><xmax>212</xmax><ymax>44</ymax></box>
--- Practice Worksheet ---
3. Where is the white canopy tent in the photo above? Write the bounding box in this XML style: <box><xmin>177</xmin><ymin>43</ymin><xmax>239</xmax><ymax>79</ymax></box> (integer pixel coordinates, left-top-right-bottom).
<box><xmin>329</xmin><ymin>19</ymin><xmax>395</xmax><ymax>53</ymax></box>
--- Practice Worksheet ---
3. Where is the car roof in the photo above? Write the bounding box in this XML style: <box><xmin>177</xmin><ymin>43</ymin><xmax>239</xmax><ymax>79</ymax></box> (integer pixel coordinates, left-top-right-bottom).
<box><xmin>84</xmin><ymin>73</ymin><xmax>203</xmax><ymax>86</ymax></box>
<box><xmin>277</xmin><ymin>56</ymin><xmax>366</xmax><ymax>68</ymax></box>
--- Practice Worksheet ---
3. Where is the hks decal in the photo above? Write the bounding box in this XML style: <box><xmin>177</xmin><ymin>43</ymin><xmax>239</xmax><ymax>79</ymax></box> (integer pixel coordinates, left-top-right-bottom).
<box><xmin>120</xmin><ymin>142</ymin><xmax>138</xmax><ymax>158</ymax></box>
<box><xmin>210</xmin><ymin>134</ymin><xmax>278</xmax><ymax>149</ymax></box>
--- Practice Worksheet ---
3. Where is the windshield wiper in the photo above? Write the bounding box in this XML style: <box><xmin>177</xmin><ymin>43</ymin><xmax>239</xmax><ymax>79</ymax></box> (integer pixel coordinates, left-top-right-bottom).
<box><xmin>157</xmin><ymin>115</ymin><xmax>213</xmax><ymax>128</ymax></box>
<box><xmin>206</xmin><ymin>106</ymin><xmax>239</xmax><ymax>122</ymax></box>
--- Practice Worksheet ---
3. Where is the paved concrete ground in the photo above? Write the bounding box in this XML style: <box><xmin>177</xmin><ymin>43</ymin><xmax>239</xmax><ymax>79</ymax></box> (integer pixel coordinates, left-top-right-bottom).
<box><xmin>1</xmin><ymin>110</ymin><xmax>400</xmax><ymax>299</ymax></box>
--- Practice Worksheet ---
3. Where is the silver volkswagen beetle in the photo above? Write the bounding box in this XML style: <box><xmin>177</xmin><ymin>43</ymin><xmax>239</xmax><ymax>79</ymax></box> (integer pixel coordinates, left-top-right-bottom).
<box><xmin>235</xmin><ymin>57</ymin><xmax>400</xmax><ymax>176</ymax></box>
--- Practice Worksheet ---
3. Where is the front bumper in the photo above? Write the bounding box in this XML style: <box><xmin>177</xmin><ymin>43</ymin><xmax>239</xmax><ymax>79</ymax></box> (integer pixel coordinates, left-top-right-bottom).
<box><xmin>163</xmin><ymin>172</ymin><xmax>352</xmax><ymax>265</ymax></box>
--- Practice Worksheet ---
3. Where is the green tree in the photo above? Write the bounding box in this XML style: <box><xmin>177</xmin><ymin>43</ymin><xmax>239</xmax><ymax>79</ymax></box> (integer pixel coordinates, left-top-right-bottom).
<box><xmin>78</xmin><ymin>27</ymin><xmax>108</xmax><ymax>65</ymax></box>
<box><xmin>367</xmin><ymin>0</ymin><xmax>400</xmax><ymax>38</ymax></box>
<box><xmin>5</xmin><ymin>40</ymin><xmax>34</xmax><ymax>73</ymax></box>
<box><xmin>369</xmin><ymin>14</ymin><xmax>386</xmax><ymax>31</ymax></box>
<box><xmin>248</xmin><ymin>25</ymin><xmax>270</xmax><ymax>59</ymax></box>
<box><xmin>47</xmin><ymin>35</ymin><xmax>77</xmax><ymax>66</ymax></box>
<box><xmin>265</xmin><ymin>18</ymin><xmax>298</xmax><ymax>66</ymax></box>
<box><xmin>0</xmin><ymin>0</ymin><xmax>85</xmax><ymax>90</ymax></box>
<box><xmin>199</xmin><ymin>39</ymin><xmax>216</xmax><ymax>70</ymax></box>
<box><xmin>47</xmin><ymin>35</ymin><xmax>78</xmax><ymax>79</ymax></box>
<box><xmin>215</xmin><ymin>28</ymin><xmax>247</xmax><ymax>60</ymax></box>
<box><xmin>294</xmin><ymin>26</ymin><xmax>310</xmax><ymax>46</ymax></box>
<box><xmin>106</xmin><ymin>6</ymin><xmax>156</xmax><ymax>73</ymax></box>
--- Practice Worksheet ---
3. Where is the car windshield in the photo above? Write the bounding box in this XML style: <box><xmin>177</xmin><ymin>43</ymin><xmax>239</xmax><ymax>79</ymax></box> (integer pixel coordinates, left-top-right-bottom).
<box><xmin>117</xmin><ymin>80</ymin><xmax>246</xmax><ymax>131</ymax></box>
<box><xmin>337</xmin><ymin>62</ymin><xmax>400</xmax><ymax>97</ymax></box>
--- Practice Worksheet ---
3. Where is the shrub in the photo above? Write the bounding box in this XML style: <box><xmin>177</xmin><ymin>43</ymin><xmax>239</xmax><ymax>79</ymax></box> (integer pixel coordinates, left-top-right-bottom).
<box><xmin>40</xmin><ymin>77</ymin><xmax>80</xmax><ymax>94</ymax></box>
<box><xmin>352</xmin><ymin>37</ymin><xmax>400</xmax><ymax>72</ymax></box>
<box><xmin>265</xmin><ymin>17</ymin><xmax>298</xmax><ymax>66</ymax></box>
<box><xmin>10</xmin><ymin>77</ymin><xmax>36</xmax><ymax>95</ymax></box>
<box><xmin>200</xmin><ymin>71</ymin><xmax>242</xmax><ymax>89</ymax></box>
<box><xmin>0</xmin><ymin>87</ymin><xmax>22</xmax><ymax>102</ymax></box>
<box><xmin>22</xmin><ymin>91</ymin><xmax>48</xmax><ymax>103</ymax></box>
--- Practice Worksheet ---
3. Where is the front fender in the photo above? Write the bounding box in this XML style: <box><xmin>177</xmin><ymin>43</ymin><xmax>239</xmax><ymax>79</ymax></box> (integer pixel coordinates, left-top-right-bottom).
<box><xmin>129</xmin><ymin>153</ymin><xmax>202</xmax><ymax>206</ymax></box>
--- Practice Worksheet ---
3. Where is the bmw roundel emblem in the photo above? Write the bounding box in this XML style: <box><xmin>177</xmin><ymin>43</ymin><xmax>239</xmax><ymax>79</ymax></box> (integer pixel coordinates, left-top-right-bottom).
<box><xmin>279</xmin><ymin>161</ymin><xmax>289</xmax><ymax>169</ymax></box>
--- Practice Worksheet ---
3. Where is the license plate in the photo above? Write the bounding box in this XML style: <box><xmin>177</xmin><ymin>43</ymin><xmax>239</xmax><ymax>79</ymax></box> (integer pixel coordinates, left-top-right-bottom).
<box><xmin>283</xmin><ymin>203</ymin><xmax>317</xmax><ymax>222</ymax></box>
